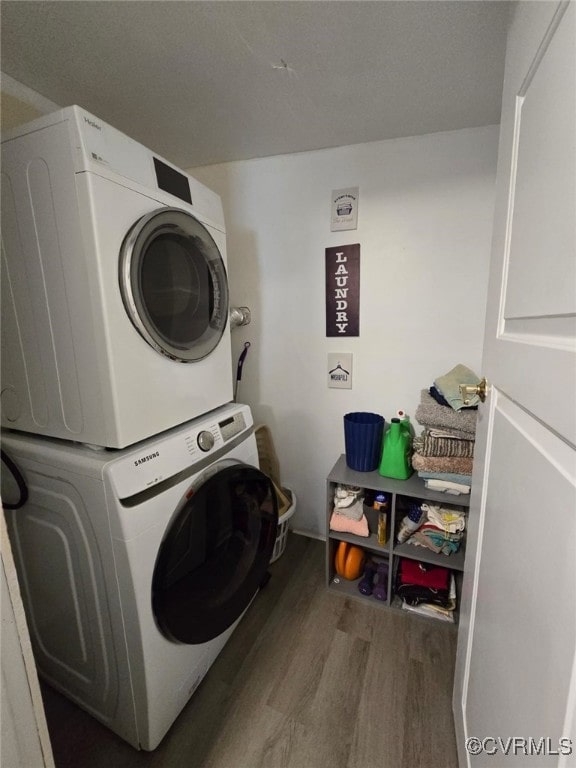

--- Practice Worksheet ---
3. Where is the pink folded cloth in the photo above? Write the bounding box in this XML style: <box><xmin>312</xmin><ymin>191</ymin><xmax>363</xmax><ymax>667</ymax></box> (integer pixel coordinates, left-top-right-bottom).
<box><xmin>329</xmin><ymin>511</ymin><xmax>370</xmax><ymax>537</ymax></box>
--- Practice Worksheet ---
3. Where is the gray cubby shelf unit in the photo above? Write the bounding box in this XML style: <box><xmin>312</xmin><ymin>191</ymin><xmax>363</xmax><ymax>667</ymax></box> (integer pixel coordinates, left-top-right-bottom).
<box><xmin>326</xmin><ymin>454</ymin><xmax>470</xmax><ymax>626</ymax></box>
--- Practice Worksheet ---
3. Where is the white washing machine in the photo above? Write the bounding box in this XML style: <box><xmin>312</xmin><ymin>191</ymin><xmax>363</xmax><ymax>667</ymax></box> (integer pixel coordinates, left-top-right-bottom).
<box><xmin>1</xmin><ymin>105</ymin><xmax>233</xmax><ymax>448</ymax></box>
<box><xmin>2</xmin><ymin>403</ymin><xmax>278</xmax><ymax>750</ymax></box>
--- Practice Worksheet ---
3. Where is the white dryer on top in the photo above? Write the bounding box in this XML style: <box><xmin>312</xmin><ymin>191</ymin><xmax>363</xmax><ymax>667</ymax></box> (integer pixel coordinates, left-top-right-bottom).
<box><xmin>1</xmin><ymin>106</ymin><xmax>233</xmax><ymax>448</ymax></box>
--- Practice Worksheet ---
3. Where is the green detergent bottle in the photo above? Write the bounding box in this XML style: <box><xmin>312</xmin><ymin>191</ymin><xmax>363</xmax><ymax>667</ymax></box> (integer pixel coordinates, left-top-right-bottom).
<box><xmin>378</xmin><ymin>418</ymin><xmax>413</xmax><ymax>480</ymax></box>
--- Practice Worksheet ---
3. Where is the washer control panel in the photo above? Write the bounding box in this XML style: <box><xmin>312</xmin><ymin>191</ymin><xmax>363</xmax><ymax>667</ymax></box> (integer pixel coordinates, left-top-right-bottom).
<box><xmin>108</xmin><ymin>403</ymin><xmax>252</xmax><ymax>499</ymax></box>
<box><xmin>197</xmin><ymin>430</ymin><xmax>215</xmax><ymax>452</ymax></box>
<box><xmin>219</xmin><ymin>411</ymin><xmax>246</xmax><ymax>442</ymax></box>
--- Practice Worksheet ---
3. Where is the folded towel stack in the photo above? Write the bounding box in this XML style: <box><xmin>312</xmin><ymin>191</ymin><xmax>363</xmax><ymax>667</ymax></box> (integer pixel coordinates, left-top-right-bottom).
<box><xmin>412</xmin><ymin>365</ymin><xmax>479</xmax><ymax>494</ymax></box>
<box><xmin>329</xmin><ymin>484</ymin><xmax>370</xmax><ymax>537</ymax></box>
<box><xmin>410</xmin><ymin>503</ymin><xmax>466</xmax><ymax>555</ymax></box>
<box><xmin>396</xmin><ymin>502</ymin><xmax>467</xmax><ymax>556</ymax></box>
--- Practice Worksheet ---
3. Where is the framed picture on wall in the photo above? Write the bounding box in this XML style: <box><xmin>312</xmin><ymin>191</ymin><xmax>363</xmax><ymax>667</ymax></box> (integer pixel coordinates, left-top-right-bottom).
<box><xmin>331</xmin><ymin>187</ymin><xmax>359</xmax><ymax>231</ymax></box>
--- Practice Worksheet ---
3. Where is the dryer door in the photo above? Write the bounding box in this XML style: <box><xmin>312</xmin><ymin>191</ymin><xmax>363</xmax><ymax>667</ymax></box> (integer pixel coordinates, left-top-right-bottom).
<box><xmin>120</xmin><ymin>207</ymin><xmax>229</xmax><ymax>362</ymax></box>
<box><xmin>152</xmin><ymin>463</ymin><xmax>278</xmax><ymax>644</ymax></box>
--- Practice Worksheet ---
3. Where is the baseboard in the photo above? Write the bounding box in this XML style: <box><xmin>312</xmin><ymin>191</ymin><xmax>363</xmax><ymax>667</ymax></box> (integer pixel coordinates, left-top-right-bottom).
<box><xmin>289</xmin><ymin>527</ymin><xmax>326</xmax><ymax>542</ymax></box>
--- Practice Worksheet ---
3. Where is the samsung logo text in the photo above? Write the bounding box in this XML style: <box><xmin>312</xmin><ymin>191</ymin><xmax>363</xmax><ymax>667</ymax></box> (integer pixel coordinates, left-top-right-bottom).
<box><xmin>134</xmin><ymin>451</ymin><xmax>160</xmax><ymax>467</ymax></box>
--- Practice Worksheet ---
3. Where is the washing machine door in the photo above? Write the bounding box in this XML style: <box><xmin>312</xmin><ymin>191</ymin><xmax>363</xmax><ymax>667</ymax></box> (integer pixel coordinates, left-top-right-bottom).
<box><xmin>120</xmin><ymin>207</ymin><xmax>229</xmax><ymax>362</ymax></box>
<box><xmin>152</xmin><ymin>463</ymin><xmax>278</xmax><ymax>644</ymax></box>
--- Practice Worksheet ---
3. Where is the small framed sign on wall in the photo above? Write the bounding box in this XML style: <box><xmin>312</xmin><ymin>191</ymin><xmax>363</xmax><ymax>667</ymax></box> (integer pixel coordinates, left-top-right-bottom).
<box><xmin>325</xmin><ymin>244</ymin><xmax>360</xmax><ymax>337</ymax></box>
<box><xmin>331</xmin><ymin>187</ymin><xmax>359</xmax><ymax>231</ymax></box>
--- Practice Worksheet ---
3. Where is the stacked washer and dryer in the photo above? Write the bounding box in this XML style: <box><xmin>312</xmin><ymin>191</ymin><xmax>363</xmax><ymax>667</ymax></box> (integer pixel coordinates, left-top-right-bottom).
<box><xmin>1</xmin><ymin>107</ymin><xmax>278</xmax><ymax>750</ymax></box>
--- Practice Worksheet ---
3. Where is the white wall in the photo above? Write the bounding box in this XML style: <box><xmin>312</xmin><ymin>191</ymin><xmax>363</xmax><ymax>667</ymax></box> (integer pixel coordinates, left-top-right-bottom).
<box><xmin>0</xmin><ymin>73</ymin><xmax>61</xmax><ymax>132</ymax></box>
<box><xmin>191</xmin><ymin>126</ymin><xmax>499</xmax><ymax>538</ymax></box>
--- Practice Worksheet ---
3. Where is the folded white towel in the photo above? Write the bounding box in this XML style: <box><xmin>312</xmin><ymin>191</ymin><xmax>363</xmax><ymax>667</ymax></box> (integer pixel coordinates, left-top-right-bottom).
<box><xmin>424</xmin><ymin>479</ymin><xmax>471</xmax><ymax>495</ymax></box>
<box><xmin>421</xmin><ymin>503</ymin><xmax>467</xmax><ymax>532</ymax></box>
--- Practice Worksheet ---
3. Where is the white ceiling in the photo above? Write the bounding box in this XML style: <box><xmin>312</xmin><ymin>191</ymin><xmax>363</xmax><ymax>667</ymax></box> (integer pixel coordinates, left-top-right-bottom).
<box><xmin>0</xmin><ymin>1</ymin><xmax>511</xmax><ymax>169</ymax></box>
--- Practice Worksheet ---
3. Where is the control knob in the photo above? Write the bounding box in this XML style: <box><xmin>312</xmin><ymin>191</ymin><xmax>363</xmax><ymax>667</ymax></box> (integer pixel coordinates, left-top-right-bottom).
<box><xmin>197</xmin><ymin>430</ymin><xmax>215</xmax><ymax>452</ymax></box>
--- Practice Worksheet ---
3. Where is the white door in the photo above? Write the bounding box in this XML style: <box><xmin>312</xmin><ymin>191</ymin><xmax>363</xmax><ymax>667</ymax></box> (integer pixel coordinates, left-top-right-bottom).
<box><xmin>1</xmin><ymin>512</ymin><xmax>54</xmax><ymax>768</ymax></box>
<box><xmin>453</xmin><ymin>2</ymin><xmax>576</xmax><ymax>766</ymax></box>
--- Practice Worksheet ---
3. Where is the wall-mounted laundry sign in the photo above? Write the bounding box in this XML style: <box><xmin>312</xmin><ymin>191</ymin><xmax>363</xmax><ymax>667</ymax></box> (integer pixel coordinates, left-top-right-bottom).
<box><xmin>325</xmin><ymin>244</ymin><xmax>360</xmax><ymax>337</ymax></box>
<box><xmin>331</xmin><ymin>186</ymin><xmax>359</xmax><ymax>231</ymax></box>
<box><xmin>327</xmin><ymin>352</ymin><xmax>353</xmax><ymax>389</ymax></box>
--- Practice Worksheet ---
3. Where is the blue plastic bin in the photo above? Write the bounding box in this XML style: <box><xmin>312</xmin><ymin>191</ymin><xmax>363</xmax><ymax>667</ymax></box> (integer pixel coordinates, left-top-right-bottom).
<box><xmin>344</xmin><ymin>412</ymin><xmax>385</xmax><ymax>472</ymax></box>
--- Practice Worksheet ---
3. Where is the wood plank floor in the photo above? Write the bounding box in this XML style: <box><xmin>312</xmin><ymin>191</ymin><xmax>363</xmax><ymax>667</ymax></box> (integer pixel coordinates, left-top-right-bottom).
<box><xmin>41</xmin><ymin>534</ymin><xmax>459</xmax><ymax>768</ymax></box>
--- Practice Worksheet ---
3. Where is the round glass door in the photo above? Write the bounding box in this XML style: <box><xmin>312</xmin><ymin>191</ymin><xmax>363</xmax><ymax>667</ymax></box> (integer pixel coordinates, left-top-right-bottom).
<box><xmin>152</xmin><ymin>463</ymin><xmax>278</xmax><ymax>644</ymax></box>
<box><xmin>120</xmin><ymin>207</ymin><xmax>229</xmax><ymax>362</ymax></box>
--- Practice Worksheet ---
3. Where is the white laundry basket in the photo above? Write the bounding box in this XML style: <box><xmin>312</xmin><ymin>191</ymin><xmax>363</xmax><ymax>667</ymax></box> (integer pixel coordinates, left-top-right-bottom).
<box><xmin>271</xmin><ymin>488</ymin><xmax>297</xmax><ymax>563</ymax></box>
<box><xmin>254</xmin><ymin>424</ymin><xmax>296</xmax><ymax>563</ymax></box>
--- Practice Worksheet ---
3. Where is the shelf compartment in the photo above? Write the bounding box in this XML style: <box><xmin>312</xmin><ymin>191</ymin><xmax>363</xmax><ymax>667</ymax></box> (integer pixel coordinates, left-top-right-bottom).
<box><xmin>327</xmin><ymin>528</ymin><xmax>387</xmax><ymax>554</ymax></box>
<box><xmin>393</xmin><ymin>541</ymin><xmax>465</xmax><ymax>572</ymax></box>
<box><xmin>393</xmin><ymin>495</ymin><xmax>467</xmax><ymax>571</ymax></box>
<box><xmin>328</xmin><ymin>573</ymin><xmax>392</xmax><ymax>608</ymax></box>
<box><xmin>390</xmin><ymin>595</ymin><xmax>458</xmax><ymax>627</ymax></box>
